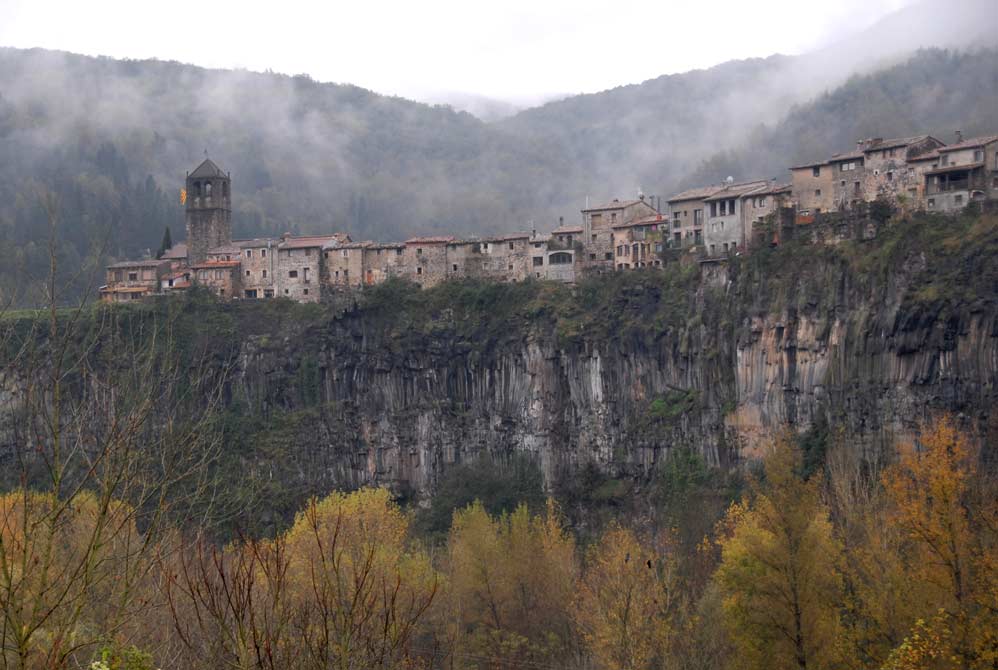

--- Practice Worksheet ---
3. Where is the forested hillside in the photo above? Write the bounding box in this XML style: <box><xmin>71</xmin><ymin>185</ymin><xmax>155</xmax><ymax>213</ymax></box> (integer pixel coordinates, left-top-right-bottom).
<box><xmin>0</xmin><ymin>41</ymin><xmax>997</xmax><ymax>305</ymax></box>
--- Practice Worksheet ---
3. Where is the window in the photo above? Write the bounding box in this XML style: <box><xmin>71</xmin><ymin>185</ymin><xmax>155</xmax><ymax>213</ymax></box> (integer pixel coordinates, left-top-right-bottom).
<box><xmin>941</xmin><ymin>155</ymin><xmax>949</xmax><ymax>166</ymax></box>
<box><xmin>396</xmin><ymin>248</ymin><xmax>403</xmax><ymax>256</ymax></box>
<box><xmin>610</xmin><ymin>213</ymin><xmax>617</xmax><ymax>224</ymax></box>
<box><xmin>246</xmin><ymin>249</ymin><xmax>252</xmax><ymax>258</ymax></box>
<box><xmin>815</xmin><ymin>189</ymin><xmax>822</xmax><ymax>197</ymax></box>
<box><xmin>114</xmin><ymin>270</ymin><xmax>123</xmax><ymax>281</ymax></box>
<box><xmin>264</xmin><ymin>289</ymin><xmax>274</xmax><ymax>298</ymax></box>
<box><xmin>812</xmin><ymin>166</ymin><xmax>821</xmax><ymax>177</ymax></box>
<box><xmin>452</xmin><ymin>264</ymin><xmax>458</xmax><ymax>272</ymax></box>
<box><xmin>534</xmin><ymin>243</ymin><xmax>542</xmax><ymax>249</ymax></box>
<box><xmin>416</xmin><ymin>248</ymin><xmax>423</xmax><ymax>255</ymax></box>
<box><xmin>604</xmin><ymin>252</ymin><xmax>612</xmax><ymax>260</ymax></box>
<box><xmin>591</xmin><ymin>234</ymin><xmax>597</xmax><ymax>242</ymax></box>
<box><xmin>973</xmin><ymin>149</ymin><xmax>984</xmax><ymax>162</ymax></box>
<box><xmin>591</xmin><ymin>214</ymin><xmax>602</xmax><ymax>226</ymax></box>
<box><xmin>261</xmin><ymin>249</ymin><xmax>266</xmax><ymax>257</ymax></box>
<box><xmin>263</xmin><ymin>270</ymin><xmax>267</xmax><ymax>278</ymax></box>
<box><xmin>285</xmin><ymin>289</ymin><xmax>289</xmax><ymax>295</ymax></box>
<box><xmin>245</xmin><ymin>270</ymin><xmax>250</xmax><ymax>277</ymax></box>
<box><xmin>128</xmin><ymin>272</ymin><xmax>138</xmax><ymax>281</ymax></box>
<box><xmin>303</xmin><ymin>288</ymin><xmax>309</xmax><ymax>295</ymax></box>
<box><xmin>509</xmin><ymin>264</ymin><xmax>514</xmax><ymax>270</ymax></box>
<box><xmin>710</xmin><ymin>202</ymin><xmax>717</xmax><ymax>217</ymax></box>
<box><xmin>722</xmin><ymin>243</ymin><xmax>728</xmax><ymax>253</ymax></box>
<box><xmin>887</xmin><ymin>171</ymin><xmax>893</xmax><ymax>182</ymax></box>
<box><xmin>588</xmin><ymin>254</ymin><xmax>595</xmax><ymax>260</ymax></box>
<box><xmin>841</xmin><ymin>180</ymin><xmax>846</xmax><ymax>187</ymax></box>
<box><xmin>304</xmin><ymin>248</ymin><xmax>312</xmax><ymax>256</ymax></box>
<box><xmin>324</xmin><ymin>252</ymin><xmax>329</xmax><ymax>259</ymax></box>
<box><xmin>508</xmin><ymin>241</ymin><xmax>514</xmax><ymax>250</ymax></box>
<box><xmin>416</xmin><ymin>267</ymin><xmax>423</xmax><ymax>275</ymax></box>
<box><xmin>709</xmin><ymin>244</ymin><xmax>716</xmax><ymax>255</ymax></box>
<box><xmin>549</xmin><ymin>252</ymin><xmax>572</xmax><ymax>265</ymax></box>
<box><xmin>673</xmin><ymin>211</ymin><xmax>680</xmax><ymax>220</ymax></box>
<box><xmin>288</xmin><ymin>270</ymin><xmax>298</xmax><ymax>278</ymax></box>
<box><xmin>533</xmin><ymin>257</ymin><xmax>543</xmax><ymax>266</ymax></box>
<box><xmin>344</xmin><ymin>269</ymin><xmax>348</xmax><ymax>278</ymax></box>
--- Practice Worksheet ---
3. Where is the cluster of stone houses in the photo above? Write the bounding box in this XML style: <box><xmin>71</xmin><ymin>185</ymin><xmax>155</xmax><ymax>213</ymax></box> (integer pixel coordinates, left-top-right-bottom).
<box><xmin>101</xmin><ymin>131</ymin><xmax>998</xmax><ymax>303</ymax></box>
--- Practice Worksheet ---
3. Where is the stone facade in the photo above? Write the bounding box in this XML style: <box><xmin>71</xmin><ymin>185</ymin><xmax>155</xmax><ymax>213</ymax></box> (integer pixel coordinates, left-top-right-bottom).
<box><xmin>185</xmin><ymin>159</ymin><xmax>232</xmax><ymax>264</ymax></box>
<box><xmin>582</xmin><ymin>198</ymin><xmax>658</xmax><ymax>268</ymax></box>
<box><xmin>236</xmin><ymin>239</ymin><xmax>278</xmax><ymax>299</ymax></box>
<box><xmin>858</xmin><ymin>135</ymin><xmax>944</xmax><ymax>207</ymax></box>
<box><xmin>277</xmin><ymin>236</ymin><xmax>335</xmax><ymax>302</ymax></box>
<box><xmin>702</xmin><ymin>180</ymin><xmax>769</xmax><ymax>256</ymax></box>
<box><xmin>101</xmin><ymin>260</ymin><xmax>170</xmax><ymax>302</ymax></box>
<box><xmin>611</xmin><ymin>215</ymin><xmax>667</xmax><ymax>269</ymax></box>
<box><xmin>790</xmin><ymin>161</ymin><xmax>835</xmax><ymax>216</ymax></box>
<box><xmin>191</xmin><ymin>260</ymin><xmax>241</xmax><ymax>298</ymax></box>
<box><xmin>923</xmin><ymin>135</ymin><xmax>998</xmax><ymax>213</ymax></box>
<box><xmin>666</xmin><ymin>186</ymin><xmax>720</xmax><ymax>249</ymax></box>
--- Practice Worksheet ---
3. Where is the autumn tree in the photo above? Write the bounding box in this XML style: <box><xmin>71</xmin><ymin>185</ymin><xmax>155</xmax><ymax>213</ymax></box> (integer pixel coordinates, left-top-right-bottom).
<box><xmin>0</xmin><ymin>189</ymin><xmax>223</xmax><ymax>668</ymax></box>
<box><xmin>878</xmin><ymin>417</ymin><xmax>998</xmax><ymax>668</ymax></box>
<box><xmin>282</xmin><ymin>488</ymin><xmax>437</xmax><ymax>670</ymax></box>
<box><xmin>574</xmin><ymin>525</ymin><xmax>676</xmax><ymax>670</ymax></box>
<box><xmin>714</xmin><ymin>435</ymin><xmax>844</xmax><ymax>670</ymax></box>
<box><xmin>442</xmin><ymin>499</ymin><xmax>577</xmax><ymax>669</ymax></box>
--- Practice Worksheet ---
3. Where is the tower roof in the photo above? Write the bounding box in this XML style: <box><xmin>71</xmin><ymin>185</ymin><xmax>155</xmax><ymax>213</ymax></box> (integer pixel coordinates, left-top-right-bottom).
<box><xmin>189</xmin><ymin>158</ymin><xmax>227</xmax><ymax>179</ymax></box>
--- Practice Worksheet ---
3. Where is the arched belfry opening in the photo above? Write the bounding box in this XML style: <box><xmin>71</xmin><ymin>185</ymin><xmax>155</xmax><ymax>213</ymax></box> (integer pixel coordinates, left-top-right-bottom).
<box><xmin>185</xmin><ymin>158</ymin><xmax>232</xmax><ymax>264</ymax></box>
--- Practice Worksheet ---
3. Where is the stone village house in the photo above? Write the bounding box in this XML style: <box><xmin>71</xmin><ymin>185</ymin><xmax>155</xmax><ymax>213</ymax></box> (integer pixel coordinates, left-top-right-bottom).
<box><xmin>102</xmin><ymin>131</ymin><xmax>998</xmax><ymax>303</ymax></box>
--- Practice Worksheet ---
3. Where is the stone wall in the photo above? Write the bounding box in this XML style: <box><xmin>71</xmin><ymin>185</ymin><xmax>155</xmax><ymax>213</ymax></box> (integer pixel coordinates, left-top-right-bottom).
<box><xmin>277</xmin><ymin>246</ymin><xmax>321</xmax><ymax>302</ymax></box>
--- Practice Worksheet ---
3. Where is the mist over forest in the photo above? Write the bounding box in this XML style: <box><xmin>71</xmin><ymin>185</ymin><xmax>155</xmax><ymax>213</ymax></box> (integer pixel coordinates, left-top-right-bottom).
<box><xmin>0</xmin><ymin>0</ymin><xmax>996</xmax><ymax>305</ymax></box>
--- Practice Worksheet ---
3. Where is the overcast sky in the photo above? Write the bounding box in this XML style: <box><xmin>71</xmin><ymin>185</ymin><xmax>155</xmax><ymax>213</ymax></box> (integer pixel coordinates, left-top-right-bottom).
<box><xmin>0</xmin><ymin>0</ymin><xmax>915</xmax><ymax>103</ymax></box>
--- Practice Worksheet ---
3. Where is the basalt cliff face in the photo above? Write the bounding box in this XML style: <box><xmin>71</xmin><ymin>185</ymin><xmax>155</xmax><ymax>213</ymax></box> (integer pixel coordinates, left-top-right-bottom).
<box><xmin>7</xmin><ymin>214</ymin><xmax>998</xmax><ymax>521</ymax></box>
<box><xmin>212</xmin><ymin>217</ymin><xmax>998</xmax><ymax>504</ymax></box>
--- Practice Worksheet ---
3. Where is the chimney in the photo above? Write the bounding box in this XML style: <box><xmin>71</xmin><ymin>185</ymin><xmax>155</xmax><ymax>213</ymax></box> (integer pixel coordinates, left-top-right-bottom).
<box><xmin>558</xmin><ymin>216</ymin><xmax>564</xmax><ymax>226</ymax></box>
<box><xmin>955</xmin><ymin>130</ymin><xmax>963</xmax><ymax>143</ymax></box>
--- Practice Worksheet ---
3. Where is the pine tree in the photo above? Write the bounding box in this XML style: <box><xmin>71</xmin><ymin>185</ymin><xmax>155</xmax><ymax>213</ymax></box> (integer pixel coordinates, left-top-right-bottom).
<box><xmin>156</xmin><ymin>226</ymin><xmax>172</xmax><ymax>259</ymax></box>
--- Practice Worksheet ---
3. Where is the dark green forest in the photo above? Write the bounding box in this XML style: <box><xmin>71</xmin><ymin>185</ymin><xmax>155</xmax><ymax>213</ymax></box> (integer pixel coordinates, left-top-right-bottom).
<box><xmin>0</xmin><ymin>46</ymin><xmax>996</xmax><ymax>305</ymax></box>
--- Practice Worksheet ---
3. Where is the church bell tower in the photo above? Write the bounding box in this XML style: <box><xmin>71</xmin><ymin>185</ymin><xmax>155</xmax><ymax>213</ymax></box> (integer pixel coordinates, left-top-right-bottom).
<box><xmin>185</xmin><ymin>158</ymin><xmax>232</xmax><ymax>264</ymax></box>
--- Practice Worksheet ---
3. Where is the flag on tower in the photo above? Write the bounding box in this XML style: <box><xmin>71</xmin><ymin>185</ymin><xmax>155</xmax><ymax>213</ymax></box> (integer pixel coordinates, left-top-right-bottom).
<box><xmin>180</xmin><ymin>188</ymin><xmax>187</xmax><ymax>205</ymax></box>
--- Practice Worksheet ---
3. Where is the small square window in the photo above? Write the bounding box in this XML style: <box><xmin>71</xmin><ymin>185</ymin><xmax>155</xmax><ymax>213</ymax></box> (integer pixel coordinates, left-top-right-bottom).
<box><xmin>416</xmin><ymin>267</ymin><xmax>423</xmax><ymax>275</ymax></box>
<box><xmin>289</xmin><ymin>270</ymin><xmax>298</xmax><ymax>278</ymax></box>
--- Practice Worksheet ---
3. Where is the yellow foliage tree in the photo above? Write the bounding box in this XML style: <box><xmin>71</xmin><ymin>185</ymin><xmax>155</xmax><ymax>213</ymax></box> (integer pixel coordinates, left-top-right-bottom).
<box><xmin>443</xmin><ymin>499</ymin><xmax>577</xmax><ymax>668</ymax></box>
<box><xmin>714</xmin><ymin>435</ymin><xmax>844</xmax><ymax>670</ymax></box>
<box><xmin>574</xmin><ymin>525</ymin><xmax>674</xmax><ymax>670</ymax></box>
<box><xmin>281</xmin><ymin>488</ymin><xmax>437</xmax><ymax>670</ymax></box>
<box><xmin>879</xmin><ymin>417</ymin><xmax>998</xmax><ymax>668</ymax></box>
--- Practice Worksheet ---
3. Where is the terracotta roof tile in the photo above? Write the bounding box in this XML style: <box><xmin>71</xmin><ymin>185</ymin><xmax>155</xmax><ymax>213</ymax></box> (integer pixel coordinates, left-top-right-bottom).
<box><xmin>107</xmin><ymin>259</ymin><xmax>168</xmax><ymax>269</ymax></box>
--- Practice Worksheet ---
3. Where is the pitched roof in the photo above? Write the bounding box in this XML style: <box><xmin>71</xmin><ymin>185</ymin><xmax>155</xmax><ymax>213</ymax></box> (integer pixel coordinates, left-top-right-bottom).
<box><xmin>667</xmin><ymin>185</ymin><xmax>724</xmax><ymax>203</ymax></box>
<box><xmin>860</xmin><ymin>135</ymin><xmax>938</xmax><ymax>153</ymax></box>
<box><xmin>234</xmin><ymin>238</ymin><xmax>277</xmax><ymax>249</ymax></box>
<box><xmin>189</xmin><ymin>158</ymin><xmax>227</xmax><ymax>179</ymax></box>
<box><xmin>405</xmin><ymin>236</ymin><xmax>455</xmax><ymax>244</ymax></box>
<box><xmin>939</xmin><ymin>134</ymin><xmax>998</xmax><ymax>152</ymax></box>
<box><xmin>208</xmin><ymin>244</ymin><xmax>241</xmax><ymax>255</ymax></box>
<box><xmin>107</xmin><ymin>259</ymin><xmax>167</xmax><ymax>269</ymax></box>
<box><xmin>551</xmin><ymin>225</ymin><xmax>583</xmax><ymax>234</ymax></box>
<box><xmin>752</xmin><ymin>182</ymin><xmax>792</xmax><ymax>196</ymax></box>
<box><xmin>280</xmin><ymin>235</ymin><xmax>344</xmax><ymax>249</ymax></box>
<box><xmin>583</xmin><ymin>198</ymin><xmax>654</xmax><ymax>212</ymax></box>
<box><xmin>704</xmin><ymin>180</ymin><xmax>770</xmax><ymax>201</ymax></box>
<box><xmin>161</xmin><ymin>242</ymin><xmax>188</xmax><ymax>259</ymax></box>
<box><xmin>829</xmin><ymin>150</ymin><xmax>865</xmax><ymax>162</ymax></box>
<box><xmin>791</xmin><ymin>159</ymin><xmax>831</xmax><ymax>170</ymax></box>
<box><xmin>484</xmin><ymin>232</ymin><xmax>531</xmax><ymax>242</ymax></box>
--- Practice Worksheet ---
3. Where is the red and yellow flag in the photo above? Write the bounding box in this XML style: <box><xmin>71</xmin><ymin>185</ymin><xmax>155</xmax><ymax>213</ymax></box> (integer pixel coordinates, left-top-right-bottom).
<box><xmin>180</xmin><ymin>188</ymin><xmax>187</xmax><ymax>205</ymax></box>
